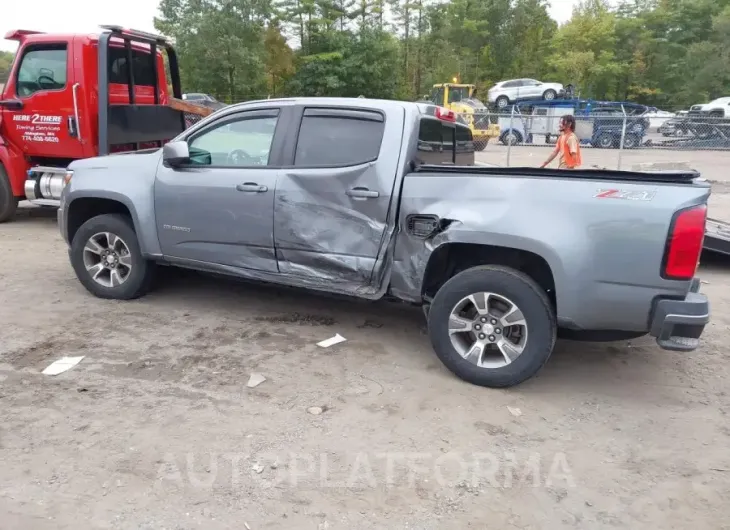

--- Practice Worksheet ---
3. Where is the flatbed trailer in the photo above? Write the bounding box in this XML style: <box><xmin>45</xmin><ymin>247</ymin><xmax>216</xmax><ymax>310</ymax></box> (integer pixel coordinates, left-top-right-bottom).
<box><xmin>704</xmin><ymin>218</ymin><xmax>730</xmax><ymax>256</ymax></box>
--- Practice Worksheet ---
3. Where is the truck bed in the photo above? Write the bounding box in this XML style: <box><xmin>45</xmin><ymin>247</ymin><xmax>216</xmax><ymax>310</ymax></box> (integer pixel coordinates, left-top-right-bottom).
<box><xmin>418</xmin><ymin>165</ymin><xmax>729</xmax><ymax>256</ymax></box>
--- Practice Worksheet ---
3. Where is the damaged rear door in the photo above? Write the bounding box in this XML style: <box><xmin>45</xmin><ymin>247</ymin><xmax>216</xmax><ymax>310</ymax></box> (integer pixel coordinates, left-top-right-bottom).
<box><xmin>273</xmin><ymin>105</ymin><xmax>404</xmax><ymax>287</ymax></box>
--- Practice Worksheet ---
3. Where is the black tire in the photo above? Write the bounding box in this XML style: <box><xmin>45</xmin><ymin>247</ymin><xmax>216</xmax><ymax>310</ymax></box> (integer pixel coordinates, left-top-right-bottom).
<box><xmin>622</xmin><ymin>134</ymin><xmax>640</xmax><ymax>149</ymax></box>
<box><xmin>496</xmin><ymin>96</ymin><xmax>509</xmax><ymax>110</ymax></box>
<box><xmin>70</xmin><ymin>213</ymin><xmax>156</xmax><ymax>300</ymax></box>
<box><xmin>474</xmin><ymin>140</ymin><xmax>488</xmax><ymax>151</ymax></box>
<box><xmin>542</xmin><ymin>89</ymin><xmax>557</xmax><ymax>101</ymax></box>
<box><xmin>500</xmin><ymin>130</ymin><xmax>523</xmax><ymax>146</ymax></box>
<box><xmin>594</xmin><ymin>132</ymin><xmax>614</xmax><ymax>149</ymax></box>
<box><xmin>0</xmin><ymin>164</ymin><xmax>19</xmax><ymax>223</ymax></box>
<box><xmin>427</xmin><ymin>265</ymin><xmax>556</xmax><ymax>388</ymax></box>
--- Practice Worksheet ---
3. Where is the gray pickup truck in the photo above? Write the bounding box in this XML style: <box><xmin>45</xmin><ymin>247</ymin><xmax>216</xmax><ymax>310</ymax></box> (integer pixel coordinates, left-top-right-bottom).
<box><xmin>58</xmin><ymin>97</ymin><xmax>711</xmax><ymax>388</ymax></box>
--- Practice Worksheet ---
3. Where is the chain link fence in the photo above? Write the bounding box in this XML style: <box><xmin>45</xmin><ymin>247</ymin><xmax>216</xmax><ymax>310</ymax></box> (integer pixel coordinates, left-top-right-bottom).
<box><xmin>453</xmin><ymin>107</ymin><xmax>730</xmax><ymax>175</ymax></box>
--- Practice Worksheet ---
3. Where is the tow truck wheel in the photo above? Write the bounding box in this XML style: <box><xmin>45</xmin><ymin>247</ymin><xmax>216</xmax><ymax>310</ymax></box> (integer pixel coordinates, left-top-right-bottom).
<box><xmin>427</xmin><ymin>265</ymin><xmax>556</xmax><ymax>388</ymax></box>
<box><xmin>0</xmin><ymin>164</ymin><xmax>19</xmax><ymax>223</ymax></box>
<box><xmin>70</xmin><ymin>213</ymin><xmax>156</xmax><ymax>300</ymax></box>
<box><xmin>474</xmin><ymin>140</ymin><xmax>488</xmax><ymax>151</ymax></box>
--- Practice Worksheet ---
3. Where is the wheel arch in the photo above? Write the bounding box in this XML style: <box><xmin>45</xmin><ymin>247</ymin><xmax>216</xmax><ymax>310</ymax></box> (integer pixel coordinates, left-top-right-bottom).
<box><xmin>421</xmin><ymin>242</ymin><xmax>557</xmax><ymax>311</ymax></box>
<box><xmin>65</xmin><ymin>192</ymin><xmax>158</xmax><ymax>256</ymax></box>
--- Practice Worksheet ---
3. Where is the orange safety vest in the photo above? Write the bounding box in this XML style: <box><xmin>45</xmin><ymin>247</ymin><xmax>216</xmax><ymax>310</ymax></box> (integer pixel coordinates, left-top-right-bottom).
<box><xmin>557</xmin><ymin>132</ymin><xmax>582</xmax><ymax>169</ymax></box>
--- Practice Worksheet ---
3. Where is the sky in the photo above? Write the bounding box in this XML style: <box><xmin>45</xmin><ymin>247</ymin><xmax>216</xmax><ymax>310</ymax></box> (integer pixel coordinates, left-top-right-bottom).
<box><xmin>1</xmin><ymin>0</ymin><xmax>581</xmax><ymax>53</ymax></box>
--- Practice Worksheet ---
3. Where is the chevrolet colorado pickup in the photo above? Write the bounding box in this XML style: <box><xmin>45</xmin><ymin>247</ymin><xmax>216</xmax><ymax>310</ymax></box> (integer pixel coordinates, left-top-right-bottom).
<box><xmin>58</xmin><ymin>97</ymin><xmax>711</xmax><ymax>388</ymax></box>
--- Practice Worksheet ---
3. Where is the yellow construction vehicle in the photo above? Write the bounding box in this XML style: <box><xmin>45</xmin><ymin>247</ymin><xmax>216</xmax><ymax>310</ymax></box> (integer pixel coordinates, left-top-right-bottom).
<box><xmin>427</xmin><ymin>83</ymin><xmax>500</xmax><ymax>150</ymax></box>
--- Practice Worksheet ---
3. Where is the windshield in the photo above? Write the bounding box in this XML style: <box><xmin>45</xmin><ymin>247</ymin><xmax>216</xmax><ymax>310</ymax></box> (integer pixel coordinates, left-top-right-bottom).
<box><xmin>461</xmin><ymin>98</ymin><xmax>487</xmax><ymax>109</ymax></box>
<box><xmin>448</xmin><ymin>86</ymin><xmax>471</xmax><ymax>103</ymax></box>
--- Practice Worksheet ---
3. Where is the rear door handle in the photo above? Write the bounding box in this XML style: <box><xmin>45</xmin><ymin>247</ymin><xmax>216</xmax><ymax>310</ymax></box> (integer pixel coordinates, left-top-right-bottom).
<box><xmin>236</xmin><ymin>182</ymin><xmax>268</xmax><ymax>193</ymax></box>
<box><xmin>346</xmin><ymin>187</ymin><xmax>379</xmax><ymax>199</ymax></box>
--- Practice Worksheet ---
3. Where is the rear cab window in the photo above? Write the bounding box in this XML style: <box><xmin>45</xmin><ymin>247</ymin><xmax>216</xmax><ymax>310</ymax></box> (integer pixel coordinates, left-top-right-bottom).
<box><xmin>108</xmin><ymin>46</ymin><xmax>156</xmax><ymax>86</ymax></box>
<box><xmin>416</xmin><ymin>107</ymin><xmax>474</xmax><ymax>165</ymax></box>
<box><xmin>294</xmin><ymin>108</ymin><xmax>385</xmax><ymax>167</ymax></box>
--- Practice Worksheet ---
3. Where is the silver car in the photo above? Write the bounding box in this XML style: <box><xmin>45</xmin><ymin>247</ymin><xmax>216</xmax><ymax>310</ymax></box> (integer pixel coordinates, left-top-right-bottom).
<box><xmin>487</xmin><ymin>79</ymin><xmax>564</xmax><ymax>109</ymax></box>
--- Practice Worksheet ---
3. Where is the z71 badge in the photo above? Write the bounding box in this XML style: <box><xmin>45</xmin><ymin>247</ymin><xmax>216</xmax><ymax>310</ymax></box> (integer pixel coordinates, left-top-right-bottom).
<box><xmin>594</xmin><ymin>189</ymin><xmax>656</xmax><ymax>201</ymax></box>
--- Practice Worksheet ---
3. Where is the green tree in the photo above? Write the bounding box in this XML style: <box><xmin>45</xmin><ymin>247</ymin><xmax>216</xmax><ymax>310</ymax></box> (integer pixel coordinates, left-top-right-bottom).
<box><xmin>154</xmin><ymin>0</ymin><xmax>730</xmax><ymax>109</ymax></box>
<box><xmin>155</xmin><ymin>0</ymin><xmax>272</xmax><ymax>102</ymax></box>
<box><xmin>0</xmin><ymin>51</ymin><xmax>15</xmax><ymax>84</ymax></box>
<box><xmin>547</xmin><ymin>0</ymin><xmax>622</xmax><ymax>99</ymax></box>
<box><xmin>265</xmin><ymin>20</ymin><xmax>296</xmax><ymax>95</ymax></box>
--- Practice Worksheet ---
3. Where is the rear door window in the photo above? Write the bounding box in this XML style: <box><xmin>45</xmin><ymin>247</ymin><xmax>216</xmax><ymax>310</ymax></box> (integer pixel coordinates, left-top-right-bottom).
<box><xmin>294</xmin><ymin>109</ymin><xmax>385</xmax><ymax>167</ymax></box>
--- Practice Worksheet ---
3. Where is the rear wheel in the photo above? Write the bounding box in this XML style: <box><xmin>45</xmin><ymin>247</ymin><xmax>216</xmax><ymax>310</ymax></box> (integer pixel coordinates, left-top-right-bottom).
<box><xmin>427</xmin><ymin>265</ymin><xmax>556</xmax><ymax>388</ymax></box>
<box><xmin>474</xmin><ymin>140</ymin><xmax>489</xmax><ymax>151</ymax></box>
<box><xmin>0</xmin><ymin>164</ymin><xmax>19</xmax><ymax>223</ymax></box>
<box><xmin>70</xmin><ymin>213</ymin><xmax>156</xmax><ymax>300</ymax></box>
<box><xmin>594</xmin><ymin>132</ymin><xmax>614</xmax><ymax>149</ymax></box>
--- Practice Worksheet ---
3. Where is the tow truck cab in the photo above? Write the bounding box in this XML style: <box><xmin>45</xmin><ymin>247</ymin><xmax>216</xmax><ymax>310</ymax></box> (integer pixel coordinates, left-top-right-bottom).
<box><xmin>0</xmin><ymin>25</ymin><xmax>187</xmax><ymax>220</ymax></box>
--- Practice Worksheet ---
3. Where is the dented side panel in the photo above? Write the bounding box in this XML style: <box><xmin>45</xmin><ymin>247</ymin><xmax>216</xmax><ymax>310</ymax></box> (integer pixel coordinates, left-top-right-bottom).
<box><xmin>390</xmin><ymin>173</ymin><xmax>711</xmax><ymax>332</ymax></box>
<box><xmin>272</xmin><ymin>105</ymin><xmax>406</xmax><ymax>294</ymax></box>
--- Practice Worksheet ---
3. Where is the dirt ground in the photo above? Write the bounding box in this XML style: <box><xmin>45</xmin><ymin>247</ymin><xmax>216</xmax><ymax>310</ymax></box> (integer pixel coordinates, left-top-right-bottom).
<box><xmin>2</xmin><ymin>171</ymin><xmax>730</xmax><ymax>529</ymax></box>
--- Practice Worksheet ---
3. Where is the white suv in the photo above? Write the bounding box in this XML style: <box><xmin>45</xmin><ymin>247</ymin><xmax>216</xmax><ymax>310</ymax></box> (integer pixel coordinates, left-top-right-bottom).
<box><xmin>690</xmin><ymin>97</ymin><xmax>730</xmax><ymax>117</ymax></box>
<box><xmin>487</xmin><ymin>79</ymin><xmax>564</xmax><ymax>109</ymax></box>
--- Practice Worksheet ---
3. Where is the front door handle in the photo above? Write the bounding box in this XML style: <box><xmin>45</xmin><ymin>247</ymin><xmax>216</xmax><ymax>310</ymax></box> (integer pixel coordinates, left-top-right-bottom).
<box><xmin>346</xmin><ymin>187</ymin><xmax>379</xmax><ymax>199</ymax></box>
<box><xmin>236</xmin><ymin>182</ymin><xmax>268</xmax><ymax>193</ymax></box>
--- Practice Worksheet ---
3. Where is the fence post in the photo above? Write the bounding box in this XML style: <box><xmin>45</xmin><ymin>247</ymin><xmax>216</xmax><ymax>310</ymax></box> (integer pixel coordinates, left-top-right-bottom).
<box><xmin>506</xmin><ymin>106</ymin><xmax>515</xmax><ymax>167</ymax></box>
<box><xmin>617</xmin><ymin>104</ymin><xmax>627</xmax><ymax>170</ymax></box>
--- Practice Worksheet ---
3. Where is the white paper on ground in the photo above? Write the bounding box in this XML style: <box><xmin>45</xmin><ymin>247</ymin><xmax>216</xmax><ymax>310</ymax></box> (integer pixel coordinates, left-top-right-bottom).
<box><xmin>42</xmin><ymin>356</ymin><xmax>85</xmax><ymax>376</ymax></box>
<box><xmin>246</xmin><ymin>373</ymin><xmax>267</xmax><ymax>388</ymax></box>
<box><xmin>317</xmin><ymin>334</ymin><xmax>347</xmax><ymax>348</ymax></box>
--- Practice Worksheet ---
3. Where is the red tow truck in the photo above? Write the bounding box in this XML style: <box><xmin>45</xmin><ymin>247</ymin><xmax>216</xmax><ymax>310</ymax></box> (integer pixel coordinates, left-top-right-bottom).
<box><xmin>0</xmin><ymin>25</ymin><xmax>210</xmax><ymax>222</ymax></box>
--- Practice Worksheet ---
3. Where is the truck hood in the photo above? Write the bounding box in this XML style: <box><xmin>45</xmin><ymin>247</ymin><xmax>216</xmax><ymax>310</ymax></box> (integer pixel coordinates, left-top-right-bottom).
<box><xmin>68</xmin><ymin>149</ymin><xmax>162</xmax><ymax>171</ymax></box>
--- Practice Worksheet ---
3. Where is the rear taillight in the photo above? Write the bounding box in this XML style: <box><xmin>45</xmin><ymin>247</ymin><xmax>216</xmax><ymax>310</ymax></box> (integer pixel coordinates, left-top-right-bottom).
<box><xmin>435</xmin><ymin>107</ymin><xmax>456</xmax><ymax>122</ymax></box>
<box><xmin>662</xmin><ymin>204</ymin><xmax>707</xmax><ymax>280</ymax></box>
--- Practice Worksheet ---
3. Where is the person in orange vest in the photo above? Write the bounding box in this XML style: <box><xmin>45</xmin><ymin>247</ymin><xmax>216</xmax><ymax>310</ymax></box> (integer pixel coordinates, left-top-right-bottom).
<box><xmin>540</xmin><ymin>114</ymin><xmax>582</xmax><ymax>169</ymax></box>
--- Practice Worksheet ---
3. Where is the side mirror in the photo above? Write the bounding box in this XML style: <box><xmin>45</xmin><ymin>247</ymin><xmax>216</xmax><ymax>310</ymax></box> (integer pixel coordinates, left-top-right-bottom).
<box><xmin>163</xmin><ymin>141</ymin><xmax>190</xmax><ymax>167</ymax></box>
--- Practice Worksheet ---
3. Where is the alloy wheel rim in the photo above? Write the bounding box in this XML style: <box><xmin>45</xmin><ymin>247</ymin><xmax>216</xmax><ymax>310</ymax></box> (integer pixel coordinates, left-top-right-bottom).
<box><xmin>82</xmin><ymin>232</ymin><xmax>133</xmax><ymax>288</ymax></box>
<box><xmin>448</xmin><ymin>292</ymin><xmax>528</xmax><ymax>369</ymax></box>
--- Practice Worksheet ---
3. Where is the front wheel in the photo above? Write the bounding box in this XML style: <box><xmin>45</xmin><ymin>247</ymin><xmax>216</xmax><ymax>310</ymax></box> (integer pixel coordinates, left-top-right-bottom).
<box><xmin>0</xmin><ymin>164</ymin><xmax>19</xmax><ymax>223</ymax></box>
<box><xmin>542</xmin><ymin>89</ymin><xmax>557</xmax><ymax>101</ymax></box>
<box><xmin>474</xmin><ymin>140</ymin><xmax>489</xmax><ymax>151</ymax></box>
<box><xmin>70</xmin><ymin>213</ymin><xmax>156</xmax><ymax>300</ymax></box>
<box><xmin>427</xmin><ymin>265</ymin><xmax>556</xmax><ymax>388</ymax></box>
<box><xmin>496</xmin><ymin>96</ymin><xmax>509</xmax><ymax>110</ymax></box>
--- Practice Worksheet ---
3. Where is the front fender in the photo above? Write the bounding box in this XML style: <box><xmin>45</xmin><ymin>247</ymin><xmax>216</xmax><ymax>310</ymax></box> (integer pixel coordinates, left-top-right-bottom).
<box><xmin>0</xmin><ymin>142</ymin><xmax>28</xmax><ymax>197</ymax></box>
<box><xmin>64</xmin><ymin>151</ymin><xmax>161</xmax><ymax>256</ymax></box>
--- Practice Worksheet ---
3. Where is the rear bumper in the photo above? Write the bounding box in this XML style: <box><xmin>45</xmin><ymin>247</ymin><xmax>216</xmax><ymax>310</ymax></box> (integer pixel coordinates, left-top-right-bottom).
<box><xmin>649</xmin><ymin>280</ymin><xmax>709</xmax><ymax>352</ymax></box>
